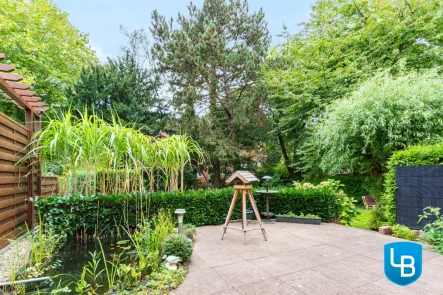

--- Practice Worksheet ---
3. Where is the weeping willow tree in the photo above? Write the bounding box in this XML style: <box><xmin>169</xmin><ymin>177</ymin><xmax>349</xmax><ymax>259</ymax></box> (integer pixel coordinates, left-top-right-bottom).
<box><xmin>23</xmin><ymin>109</ymin><xmax>204</xmax><ymax>195</ymax></box>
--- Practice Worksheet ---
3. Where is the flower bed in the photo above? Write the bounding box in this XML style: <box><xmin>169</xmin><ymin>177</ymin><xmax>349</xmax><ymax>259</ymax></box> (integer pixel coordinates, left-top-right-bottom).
<box><xmin>276</xmin><ymin>212</ymin><xmax>321</xmax><ymax>225</ymax></box>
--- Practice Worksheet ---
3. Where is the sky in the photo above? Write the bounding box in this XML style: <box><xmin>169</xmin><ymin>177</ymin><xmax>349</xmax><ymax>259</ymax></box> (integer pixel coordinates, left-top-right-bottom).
<box><xmin>52</xmin><ymin>0</ymin><xmax>316</xmax><ymax>62</ymax></box>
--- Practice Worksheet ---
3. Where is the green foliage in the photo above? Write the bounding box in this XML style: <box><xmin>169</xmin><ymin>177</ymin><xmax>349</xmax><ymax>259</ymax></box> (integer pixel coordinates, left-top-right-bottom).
<box><xmin>150</xmin><ymin>0</ymin><xmax>271</xmax><ymax>186</ymax></box>
<box><xmin>162</xmin><ymin>234</ymin><xmax>193</xmax><ymax>262</ymax></box>
<box><xmin>183</xmin><ymin>224</ymin><xmax>197</xmax><ymax>240</ymax></box>
<box><xmin>381</xmin><ymin>143</ymin><xmax>443</xmax><ymax>225</ymax></box>
<box><xmin>301</xmin><ymin>71</ymin><xmax>443</xmax><ymax>175</ymax></box>
<box><xmin>68</xmin><ymin>42</ymin><xmax>166</xmax><ymax>134</ymax></box>
<box><xmin>308</xmin><ymin>175</ymin><xmax>383</xmax><ymax>202</ymax></box>
<box><xmin>336</xmin><ymin>195</ymin><xmax>358</xmax><ymax>226</ymax></box>
<box><xmin>369</xmin><ymin>206</ymin><xmax>391</xmax><ymax>230</ymax></box>
<box><xmin>35</xmin><ymin>187</ymin><xmax>341</xmax><ymax>235</ymax></box>
<box><xmin>392</xmin><ymin>224</ymin><xmax>416</xmax><ymax>241</ymax></box>
<box><xmin>75</xmin><ymin>251</ymin><xmax>103</xmax><ymax>295</ymax></box>
<box><xmin>350</xmin><ymin>208</ymin><xmax>372</xmax><ymax>230</ymax></box>
<box><xmin>294</xmin><ymin>179</ymin><xmax>358</xmax><ymax>225</ymax></box>
<box><xmin>23</xmin><ymin>215</ymin><xmax>67</xmax><ymax>279</ymax></box>
<box><xmin>70</xmin><ymin>214</ymin><xmax>180</xmax><ymax>294</ymax></box>
<box><xmin>23</xmin><ymin>109</ymin><xmax>204</xmax><ymax>195</ymax></box>
<box><xmin>419</xmin><ymin>207</ymin><xmax>443</xmax><ymax>254</ymax></box>
<box><xmin>279</xmin><ymin>212</ymin><xmax>320</xmax><ymax>219</ymax></box>
<box><xmin>264</xmin><ymin>0</ymin><xmax>443</xmax><ymax>178</ymax></box>
<box><xmin>145</xmin><ymin>267</ymin><xmax>186</xmax><ymax>295</ymax></box>
<box><xmin>0</xmin><ymin>0</ymin><xmax>97</xmax><ymax>111</ymax></box>
<box><xmin>123</xmin><ymin>210</ymin><xmax>175</xmax><ymax>279</ymax></box>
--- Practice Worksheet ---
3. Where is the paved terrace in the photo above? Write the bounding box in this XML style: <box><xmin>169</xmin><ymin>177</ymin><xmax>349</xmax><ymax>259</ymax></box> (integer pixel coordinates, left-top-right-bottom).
<box><xmin>173</xmin><ymin>222</ymin><xmax>443</xmax><ymax>295</ymax></box>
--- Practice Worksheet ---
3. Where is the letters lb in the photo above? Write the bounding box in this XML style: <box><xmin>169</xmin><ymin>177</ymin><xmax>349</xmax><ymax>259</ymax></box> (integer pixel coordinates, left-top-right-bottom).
<box><xmin>384</xmin><ymin>242</ymin><xmax>422</xmax><ymax>286</ymax></box>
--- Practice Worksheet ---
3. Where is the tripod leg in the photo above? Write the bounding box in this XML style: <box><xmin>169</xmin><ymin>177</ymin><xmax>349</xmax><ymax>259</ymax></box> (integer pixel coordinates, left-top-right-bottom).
<box><xmin>247</xmin><ymin>189</ymin><xmax>268</xmax><ymax>241</ymax></box>
<box><xmin>222</xmin><ymin>189</ymin><xmax>239</xmax><ymax>240</ymax></box>
<box><xmin>242</xmin><ymin>190</ymin><xmax>247</xmax><ymax>245</ymax></box>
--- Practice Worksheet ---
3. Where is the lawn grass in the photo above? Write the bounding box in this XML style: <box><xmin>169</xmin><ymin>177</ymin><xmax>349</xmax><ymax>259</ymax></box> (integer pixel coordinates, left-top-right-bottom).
<box><xmin>350</xmin><ymin>206</ymin><xmax>373</xmax><ymax>230</ymax></box>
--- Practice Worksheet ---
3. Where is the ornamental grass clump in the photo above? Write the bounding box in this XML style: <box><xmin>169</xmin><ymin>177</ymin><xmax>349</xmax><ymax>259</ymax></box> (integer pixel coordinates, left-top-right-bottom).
<box><xmin>21</xmin><ymin>108</ymin><xmax>204</xmax><ymax>195</ymax></box>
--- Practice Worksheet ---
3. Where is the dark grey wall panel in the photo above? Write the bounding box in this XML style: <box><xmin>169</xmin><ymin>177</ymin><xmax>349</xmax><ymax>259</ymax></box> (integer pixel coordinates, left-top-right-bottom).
<box><xmin>396</xmin><ymin>165</ymin><xmax>443</xmax><ymax>229</ymax></box>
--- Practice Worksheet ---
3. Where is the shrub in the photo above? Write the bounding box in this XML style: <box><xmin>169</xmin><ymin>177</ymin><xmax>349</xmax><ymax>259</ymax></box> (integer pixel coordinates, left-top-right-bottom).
<box><xmin>350</xmin><ymin>209</ymin><xmax>372</xmax><ymax>230</ymax></box>
<box><xmin>301</xmin><ymin>71</ymin><xmax>443</xmax><ymax>175</ymax></box>
<box><xmin>369</xmin><ymin>206</ymin><xmax>390</xmax><ymax>230</ymax></box>
<box><xmin>379</xmin><ymin>143</ymin><xmax>443</xmax><ymax>225</ymax></box>
<box><xmin>162</xmin><ymin>234</ymin><xmax>193</xmax><ymax>262</ymax></box>
<box><xmin>294</xmin><ymin>179</ymin><xmax>358</xmax><ymax>225</ymax></box>
<box><xmin>34</xmin><ymin>187</ymin><xmax>341</xmax><ymax>235</ymax></box>
<box><xmin>419</xmin><ymin>207</ymin><xmax>443</xmax><ymax>254</ymax></box>
<box><xmin>146</xmin><ymin>267</ymin><xmax>186</xmax><ymax>293</ymax></box>
<box><xmin>307</xmin><ymin>175</ymin><xmax>383</xmax><ymax>203</ymax></box>
<box><xmin>392</xmin><ymin>224</ymin><xmax>416</xmax><ymax>241</ymax></box>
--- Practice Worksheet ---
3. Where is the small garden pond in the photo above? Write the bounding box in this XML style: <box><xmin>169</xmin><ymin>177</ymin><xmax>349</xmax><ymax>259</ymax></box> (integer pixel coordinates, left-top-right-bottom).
<box><xmin>23</xmin><ymin>237</ymin><xmax>135</xmax><ymax>295</ymax></box>
<box><xmin>47</xmin><ymin>238</ymin><xmax>123</xmax><ymax>294</ymax></box>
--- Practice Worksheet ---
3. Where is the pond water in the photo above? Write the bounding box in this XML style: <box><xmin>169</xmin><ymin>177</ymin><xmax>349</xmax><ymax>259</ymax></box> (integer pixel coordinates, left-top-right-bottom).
<box><xmin>45</xmin><ymin>237</ymin><xmax>127</xmax><ymax>294</ymax></box>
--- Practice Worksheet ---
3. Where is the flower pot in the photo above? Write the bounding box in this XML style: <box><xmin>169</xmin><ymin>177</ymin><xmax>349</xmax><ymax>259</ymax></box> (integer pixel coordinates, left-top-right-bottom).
<box><xmin>329</xmin><ymin>217</ymin><xmax>339</xmax><ymax>224</ymax></box>
<box><xmin>246</xmin><ymin>209</ymin><xmax>253</xmax><ymax>220</ymax></box>
<box><xmin>275</xmin><ymin>215</ymin><xmax>321</xmax><ymax>225</ymax></box>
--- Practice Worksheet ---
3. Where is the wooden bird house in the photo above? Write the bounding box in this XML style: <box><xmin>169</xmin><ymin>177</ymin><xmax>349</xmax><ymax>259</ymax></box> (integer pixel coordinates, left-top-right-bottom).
<box><xmin>222</xmin><ymin>171</ymin><xmax>267</xmax><ymax>244</ymax></box>
<box><xmin>225</xmin><ymin>170</ymin><xmax>259</xmax><ymax>184</ymax></box>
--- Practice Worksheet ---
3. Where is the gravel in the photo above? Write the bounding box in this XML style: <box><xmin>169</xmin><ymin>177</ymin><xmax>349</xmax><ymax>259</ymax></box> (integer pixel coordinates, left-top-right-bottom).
<box><xmin>0</xmin><ymin>236</ymin><xmax>31</xmax><ymax>282</ymax></box>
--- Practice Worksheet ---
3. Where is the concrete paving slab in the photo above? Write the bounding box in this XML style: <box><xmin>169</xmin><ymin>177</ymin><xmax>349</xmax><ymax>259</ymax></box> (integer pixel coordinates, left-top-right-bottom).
<box><xmin>213</xmin><ymin>261</ymin><xmax>271</xmax><ymax>288</ymax></box>
<box><xmin>174</xmin><ymin>223</ymin><xmax>443</xmax><ymax>295</ymax></box>
<box><xmin>174</xmin><ymin>268</ymin><xmax>230</xmax><ymax>295</ymax></box>
<box><xmin>279</xmin><ymin>268</ymin><xmax>343</xmax><ymax>295</ymax></box>
<box><xmin>235</xmin><ymin>277</ymin><xmax>300</xmax><ymax>295</ymax></box>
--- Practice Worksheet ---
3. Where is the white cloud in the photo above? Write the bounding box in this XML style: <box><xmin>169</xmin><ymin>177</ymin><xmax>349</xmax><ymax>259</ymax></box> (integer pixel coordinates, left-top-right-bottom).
<box><xmin>91</xmin><ymin>44</ymin><xmax>109</xmax><ymax>63</ymax></box>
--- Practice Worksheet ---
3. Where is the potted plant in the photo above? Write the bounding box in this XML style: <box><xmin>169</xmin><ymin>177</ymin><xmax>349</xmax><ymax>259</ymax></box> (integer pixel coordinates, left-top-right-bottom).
<box><xmin>275</xmin><ymin>212</ymin><xmax>321</xmax><ymax>225</ymax></box>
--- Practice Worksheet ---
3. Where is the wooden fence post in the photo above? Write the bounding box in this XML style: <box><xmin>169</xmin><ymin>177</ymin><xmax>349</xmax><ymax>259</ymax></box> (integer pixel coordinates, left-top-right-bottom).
<box><xmin>25</xmin><ymin>110</ymin><xmax>33</xmax><ymax>227</ymax></box>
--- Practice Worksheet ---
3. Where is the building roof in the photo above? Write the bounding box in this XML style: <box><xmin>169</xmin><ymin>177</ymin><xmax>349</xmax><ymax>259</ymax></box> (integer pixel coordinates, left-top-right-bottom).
<box><xmin>0</xmin><ymin>53</ymin><xmax>47</xmax><ymax>116</ymax></box>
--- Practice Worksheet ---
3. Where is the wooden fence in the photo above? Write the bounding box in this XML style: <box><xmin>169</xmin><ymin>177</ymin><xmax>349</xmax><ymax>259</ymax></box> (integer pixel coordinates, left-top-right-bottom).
<box><xmin>41</xmin><ymin>176</ymin><xmax>59</xmax><ymax>198</ymax></box>
<box><xmin>0</xmin><ymin>112</ymin><xmax>30</xmax><ymax>248</ymax></box>
<box><xmin>0</xmin><ymin>112</ymin><xmax>58</xmax><ymax>248</ymax></box>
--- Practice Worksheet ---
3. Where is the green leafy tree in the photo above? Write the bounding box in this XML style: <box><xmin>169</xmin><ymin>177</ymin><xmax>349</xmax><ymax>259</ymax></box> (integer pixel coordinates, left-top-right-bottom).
<box><xmin>150</xmin><ymin>0</ymin><xmax>271</xmax><ymax>187</ymax></box>
<box><xmin>68</xmin><ymin>47</ymin><xmax>166</xmax><ymax>134</ymax></box>
<box><xmin>301</xmin><ymin>70</ymin><xmax>443</xmax><ymax>176</ymax></box>
<box><xmin>264</xmin><ymin>0</ymin><xmax>443</xmax><ymax>177</ymax></box>
<box><xmin>0</xmin><ymin>0</ymin><xmax>97</xmax><ymax>108</ymax></box>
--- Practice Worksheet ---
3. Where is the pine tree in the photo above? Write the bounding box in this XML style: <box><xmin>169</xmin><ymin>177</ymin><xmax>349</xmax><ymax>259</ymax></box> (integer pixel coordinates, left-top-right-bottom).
<box><xmin>150</xmin><ymin>0</ymin><xmax>271</xmax><ymax>186</ymax></box>
<box><xmin>68</xmin><ymin>49</ymin><xmax>167</xmax><ymax>134</ymax></box>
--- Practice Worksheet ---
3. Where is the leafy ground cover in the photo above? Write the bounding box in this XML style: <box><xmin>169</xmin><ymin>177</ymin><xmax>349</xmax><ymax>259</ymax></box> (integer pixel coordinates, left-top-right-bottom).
<box><xmin>349</xmin><ymin>207</ymin><xmax>373</xmax><ymax>230</ymax></box>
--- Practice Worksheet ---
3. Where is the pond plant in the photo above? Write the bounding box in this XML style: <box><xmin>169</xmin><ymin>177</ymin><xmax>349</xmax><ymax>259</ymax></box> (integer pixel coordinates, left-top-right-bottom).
<box><xmin>7</xmin><ymin>211</ymin><xmax>189</xmax><ymax>295</ymax></box>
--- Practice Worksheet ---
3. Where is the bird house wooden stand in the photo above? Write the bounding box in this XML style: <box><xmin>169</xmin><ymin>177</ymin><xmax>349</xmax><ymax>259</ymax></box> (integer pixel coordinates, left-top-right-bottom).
<box><xmin>221</xmin><ymin>171</ymin><xmax>267</xmax><ymax>245</ymax></box>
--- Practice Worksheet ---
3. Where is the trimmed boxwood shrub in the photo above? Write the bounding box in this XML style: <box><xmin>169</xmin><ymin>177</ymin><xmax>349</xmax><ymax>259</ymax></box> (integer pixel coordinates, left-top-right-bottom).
<box><xmin>34</xmin><ymin>187</ymin><xmax>340</xmax><ymax>235</ymax></box>
<box><xmin>376</xmin><ymin>143</ymin><xmax>443</xmax><ymax>226</ymax></box>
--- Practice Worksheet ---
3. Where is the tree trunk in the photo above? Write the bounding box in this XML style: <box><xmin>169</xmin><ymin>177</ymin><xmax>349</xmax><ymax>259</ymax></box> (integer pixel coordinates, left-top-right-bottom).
<box><xmin>222</xmin><ymin>73</ymin><xmax>237</xmax><ymax>143</ymax></box>
<box><xmin>212</xmin><ymin>159</ymin><xmax>222</xmax><ymax>188</ymax></box>
<box><xmin>277</xmin><ymin>133</ymin><xmax>295</xmax><ymax>179</ymax></box>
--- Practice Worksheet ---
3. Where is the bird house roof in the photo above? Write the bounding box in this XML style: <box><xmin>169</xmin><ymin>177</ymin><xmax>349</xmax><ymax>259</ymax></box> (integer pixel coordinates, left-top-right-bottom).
<box><xmin>225</xmin><ymin>171</ymin><xmax>259</xmax><ymax>184</ymax></box>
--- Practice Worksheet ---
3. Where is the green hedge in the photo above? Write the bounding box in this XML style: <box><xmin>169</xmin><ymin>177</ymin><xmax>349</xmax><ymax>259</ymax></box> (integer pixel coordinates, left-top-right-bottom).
<box><xmin>308</xmin><ymin>175</ymin><xmax>383</xmax><ymax>202</ymax></box>
<box><xmin>35</xmin><ymin>187</ymin><xmax>340</xmax><ymax>235</ymax></box>
<box><xmin>381</xmin><ymin>143</ymin><xmax>443</xmax><ymax>225</ymax></box>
